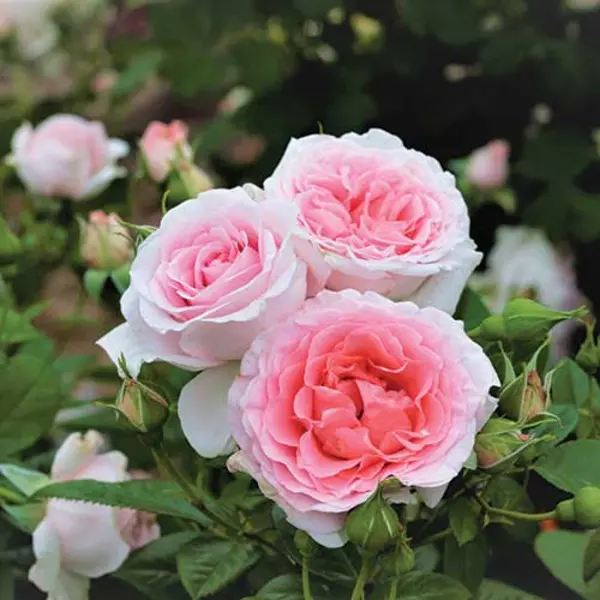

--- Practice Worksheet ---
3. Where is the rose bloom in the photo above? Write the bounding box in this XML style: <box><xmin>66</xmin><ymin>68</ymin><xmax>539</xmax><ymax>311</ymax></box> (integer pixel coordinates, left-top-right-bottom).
<box><xmin>470</xmin><ymin>226</ymin><xmax>585</xmax><ymax>358</ymax></box>
<box><xmin>80</xmin><ymin>210</ymin><xmax>133</xmax><ymax>271</ymax></box>
<box><xmin>465</xmin><ymin>139</ymin><xmax>510</xmax><ymax>190</ymax></box>
<box><xmin>263</xmin><ymin>129</ymin><xmax>481</xmax><ymax>314</ymax></box>
<box><xmin>139</xmin><ymin>120</ymin><xmax>192</xmax><ymax>182</ymax></box>
<box><xmin>220</xmin><ymin>290</ymin><xmax>499</xmax><ymax>546</ymax></box>
<box><xmin>98</xmin><ymin>187</ymin><xmax>309</xmax><ymax>435</ymax></box>
<box><xmin>9</xmin><ymin>115</ymin><xmax>129</xmax><ymax>201</ymax></box>
<box><xmin>29</xmin><ymin>431</ymin><xmax>159</xmax><ymax>600</ymax></box>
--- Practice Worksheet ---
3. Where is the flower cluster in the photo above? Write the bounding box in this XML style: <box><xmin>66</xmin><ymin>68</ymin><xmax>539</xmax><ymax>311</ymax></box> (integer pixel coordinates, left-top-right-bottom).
<box><xmin>97</xmin><ymin>128</ymin><xmax>499</xmax><ymax>546</ymax></box>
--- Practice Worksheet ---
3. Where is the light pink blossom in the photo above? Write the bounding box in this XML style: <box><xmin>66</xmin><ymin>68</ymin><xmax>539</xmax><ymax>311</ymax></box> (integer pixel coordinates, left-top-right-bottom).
<box><xmin>263</xmin><ymin>129</ymin><xmax>481</xmax><ymax>314</ymax></box>
<box><xmin>221</xmin><ymin>289</ymin><xmax>499</xmax><ymax>546</ymax></box>
<box><xmin>139</xmin><ymin>120</ymin><xmax>192</xmax><ymax>182</ymax></box>
<box><xmin>465</xmin><ymin>139</ymin><xmax>510</xmax><ymax>190</ymax></box>
<box><xmin>29</xmin><ymin>431</ymin><xmax>159</xmax><ymax>600</ymax></box>
<box><xmin>80</xmin><ymin>210</ymin><xmax>133</xmax><ymax>270</ymax></box>
<box><xmin>9</xmin><ymin>115</ymin><xmax>129</xmax><ymax>200</ymax></box>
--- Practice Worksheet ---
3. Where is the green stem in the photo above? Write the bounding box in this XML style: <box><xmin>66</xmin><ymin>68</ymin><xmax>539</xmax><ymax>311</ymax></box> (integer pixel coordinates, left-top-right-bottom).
<box><xmin>477</xmin><ymin>495</ymin><xmax>557</xmax><ymax>522</ymax></box>
<box><xmin>350</xmin><ymin>554</ymin><xmax>371</xmax><ymax>600</ymax></box>
<box><xmin>151</xmin><ymin>447</ymin><xmax>202</xmax><ymax>505</ymax></box>
<box><xmin>302</xmin><ymin>555</ymin><xmax>313</xmax><ymax>600</ymax></box>
<box><xmin>387</xmin><ymin>579</ymin><xmax>398</xmax><ymax>600</ymax></box>
<box><xmin>0</xmin><ymin>487</ymin><xmax>25</xmax><ymax>505</ymax></box>
<box><xmin>418</xmin><ymin>527</ymin><xmax>452</xmax><ymax>546</ymax></box>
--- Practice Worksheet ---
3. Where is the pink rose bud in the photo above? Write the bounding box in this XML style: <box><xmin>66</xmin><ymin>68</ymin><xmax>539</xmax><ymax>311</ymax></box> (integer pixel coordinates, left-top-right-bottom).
<box><xmin>8</xmin><ymin>114</ymin><xmax>129</xmax><ymax>200</ymax></box>
<box><xmin>80</xmin><ymin>210</ymin><xmax>133</xmax><ymax>270</ymax></box>
<box><xmin>465</xmin><ymin>139</ymin><xmax>510</xmax><ymax>190</ymax></box>
<box><xmin>92</xmin><ymin>70</ymin><xmax>118</xmax><ymax>94</ymax></box>
<box><xmin>29</xmin><ymin>431</ymin><xmax>160</xmax><ymax>600</ymax></box>
<box><xmin>139</xmin><ymin>120</ymin><xmax>193</xmax><ymax>183</ymax></box>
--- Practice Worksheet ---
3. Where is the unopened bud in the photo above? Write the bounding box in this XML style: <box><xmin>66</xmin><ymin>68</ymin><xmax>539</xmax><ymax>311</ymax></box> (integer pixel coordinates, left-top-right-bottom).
<box><xmin>558</xmin><ymin>487</ymin><xmax>600</xmax><ymax>528</ymax></box>
<box><xmin>80</xmin><ymin>211</ymin><xmax>133</xmax><ymax>271</ymax></box>
<box><xmin>576</xmin><ymin>323</ymin><xmax>600</xmax><ymax>374</ymax></box>
<box><xmin>500</xmin><ymin>370</ymin><xmax>547</xmax><ymax>422</ymax></box>
<box><xmin>179</xmin><ymin>163</ymin><xmax>214</xmax><ymax>196</ymax></box>
<box><xmin>345</xmin><ymin>489</ymin><xmax>400</xmax><ymax>551</ymax></box>
<box><xmin>475</xmin><ymin>418</ymin><xmax>530</xmax><ymax>470</ymax></box>
<box><xmin>115</xmin><ymin>378</ymin><xmax>169</xmax><ymax>433</ymax></box>
<box><xmin>294</xmin><ymin>530</ymin><xmax>315</xmax><ymax>556</ymax></box>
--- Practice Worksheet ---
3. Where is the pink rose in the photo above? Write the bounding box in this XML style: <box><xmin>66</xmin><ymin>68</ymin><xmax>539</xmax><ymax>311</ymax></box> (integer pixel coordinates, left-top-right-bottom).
<box><xmin>92</xmin><ymin>69</ymin><xmax>118</xmax><ymax>94</ymax></box>
<box><xmin>465</xmin><ymin>139</ymin><xmax>510</xmax><ymax>190</ymax></box>
<box><xmin>223</xmin><ymin>290</ymin><xmax>498</xmax><ymax>546</ymax></box>
<box><xmin>9</xmin><ymin>115</ymin><xmax>129</xmax><ymax>200</ymax></box>
<box><xmin>98</xmin><ymin>187</ymin><xmax>308</xmax><ymax>403</ymax></box>
<box><xmin>263</xmin><ymin>129</ymin><xmax>481</xmax><ymax>314</ymax></box>
<box><xmin>29</xmin><ymin>431</ymin><xmax>159</xmax><ymax>599</ymax></box>
<box><xmin>80</xmin><ymin>210</ymin><xmax>133</xmax><ymax>270</ymax></box>
<box><xmin>139</xmin><ymin>120</ymin><xmax>192</xmax><ymax>182</ymax></box>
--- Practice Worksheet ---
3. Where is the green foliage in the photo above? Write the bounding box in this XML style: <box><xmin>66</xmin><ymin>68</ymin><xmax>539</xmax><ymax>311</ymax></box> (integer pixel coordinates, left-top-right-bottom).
<box><xmin>583</xmin><ymin>530</ymin><xmax>600</xmax><ymax>584</ymax></box>
<box><xmin>388</xmin><ymin>572</ymin><xmax>472</xmax><ymax>599</ymax></box>
<box><xmin>448</xmin><ymin>497</ymin><xmax>479</xmax><ymax>547</ymax></box>
<box><xmin>32</xmin><ymin>479</ymin><xmax>212</xmax><ymax>525</ymax></box>
<box><xmin>476</xmin><ymin>579</ymin><xmax>543</xmax><ymax>599</ymax></box>
<box><xmin>443</xmin><ymin>534</ymin><xmax>487</xmax><ymax>594</ymax></box>
<box><xmin>177</xmin><ymin>538</ymin><xmax>261</xmax><ymax>599</ymax></box>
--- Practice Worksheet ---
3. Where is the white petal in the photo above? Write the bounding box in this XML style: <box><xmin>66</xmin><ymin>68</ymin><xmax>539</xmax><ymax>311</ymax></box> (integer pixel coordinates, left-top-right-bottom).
<box><xmin>51</xmin><ymin>431</ymin><xmax>105</xmax><ymax>480</ymax></box>
<box><xmin>310</xmin><ymin>530</ymin><xmax>348</xmax><ymax>548</ymax></box>
<box><xmin>97</xmin><ymin>323</ymin><xmax>148</xmax><ymax>378</ymax></box>
<box><xmin>109</xmin><ymin>138</ymin><xmax>130</xmax><ymax>160</ymax></box>
<box><xmin>417</xmin><ymin>484</ymin><xmax>448</xmax><ymax>508</ymax></box>
<box><xmin>178</xmin><ymin>362</ymin><xmax>239</xmax><ymax>458</ymax></box>
<box><xmin>48</xmin><ymin>569</ymin><xmax>90</xmax><ymax>600</ymax></box>
<box><xmin>81</xmin><ymin>164</ymin><xmax>127</xmax><ymax>199</ymax></box>
<box><xmin>410</xmin><ymin>245</ymin><xmax>482</xmax><ymax>314</ymax></box>
<box><xmin>29</xmin><ymin>518</ymin><xmax>61</xmax><ymax>594</ymax></box>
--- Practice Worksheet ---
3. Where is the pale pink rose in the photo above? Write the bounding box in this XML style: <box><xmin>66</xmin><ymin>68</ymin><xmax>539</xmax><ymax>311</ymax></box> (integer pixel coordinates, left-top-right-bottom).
<box><xmin>263</xmin><ymin>129</ymin><xmax>481</xmax><ymax>314</ymax></box>
<box><xmin>222</xmin><ymin>290</ymin><xmax>499</xmax><ymax>547</ymax></box>
<box><xmin>139</xmin><ymin>120</ymin><xmax>192</xmax><ymax>182</ymax></box>
<box><xmin>465</xmin><ymin>139</ymin><xmax>510</xmax><ymax>190</ymax></box>
<box><xmin>9</xmin><ymin>115</ymin><xmax>129</xmax><ymax>200</ymax></box>
<box><xmin>98</xmin><ymin>188</ymin><xmax>309</xmax><ymax>455</ymax></box>
<box><xmin>80</xmin><ymin>210</ymin><xmax>133</xmax><ymax>270</ymax></box>
<box><xmin>29</xmin><ymin>431</ymin><xmax>160</xmax><ymax>600</ymax></box>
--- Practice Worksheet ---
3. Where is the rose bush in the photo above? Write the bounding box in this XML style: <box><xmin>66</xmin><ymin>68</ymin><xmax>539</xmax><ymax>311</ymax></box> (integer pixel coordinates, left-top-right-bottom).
<box><xmin>29</xmin><ymin>431</ymin><xmax>159</xmax><ymax>600</ymax></box>
<box><xmin>8</xmin><ymin>115</ymin><xmax>129</xmax><ymax>200</ymax></box>
<box><xmin>262</xmin><ymin>129</ymin><xmax>482</xmax><ymax>314</ymax></box>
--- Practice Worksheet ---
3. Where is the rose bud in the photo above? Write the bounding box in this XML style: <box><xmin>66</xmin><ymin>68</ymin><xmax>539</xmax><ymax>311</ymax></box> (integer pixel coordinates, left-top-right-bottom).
<box><xmin>500</xmin><ymin>370</ymin><xmax>547</xmax><ymax>422</ymax></box>
<box><xmin>8</xmin><ymin>115</ymin><xmax>129</xmax><ymax>200</ymax></box>
<box><xmin>557</xmin><ymin>487</ymin><xmax>600</xmax><ymax>528</ymax></box>
<box><xmin>115</xmin><ymin>378</ymin><xmax>170</xmax><ymax>433</ymax></box>
<box><xmin>80</xmin><ymin>210</ymin><xmax>133</xmax><ymax>271</ymax></box>
<box><xmin>28</xmin><ymin>431</ymin><xmax>159</xmax><ymax>600</ymax></box>
<box><xmin>177</xmin><ymin>161</ymin><xmax>214</xmax><ymax>196</ymax></box>
<box><xmin>465</xmin><ymin>139</ymin><xmax>510</xmax><ymax>190</ymax></box>
<box><xmin>345</xmin><ymin>489</ymin><xmax>400</xmax><ymax>551</ymax></box>
<box><xmin>475</xmin><ymin>418</ymin><xmax>530</xmax><ymax>470</ymax></box>
<box><xmin>139</xmin><ymin>120</ymin><xmax>193</xmax><ymax>183</ymax></box>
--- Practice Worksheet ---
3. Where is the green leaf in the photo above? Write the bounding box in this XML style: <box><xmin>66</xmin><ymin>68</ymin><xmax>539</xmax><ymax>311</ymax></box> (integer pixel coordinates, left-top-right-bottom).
<box><xmin>443</xmin><ymin>534</ymin><xmax>487</xmax><ymax>594</ymax></box>
<box><xmin>483</xmin><ymin>476</ymin><xmax>536</xmax><ymax>542</ymax></box>
<box><xmin>517</xmin><ymin>130</ymin><xmax>594</xmax><ymax>183</ymax></box>
<box><xmin>2</xmin><ymin>503</ymin><xmax>45</xmax><ymax>533</ymax></box>
<box><xmin>254</xmin><ymin>575</ymin><xmax>332</xmax><ymax>600</ymax></box>
<box><xmin>110</xmin><ymin>263</ymin><xmax>131</xmax><ymax>294</ymax></box>
<box><xmin>32</xmin><ymin>480</ymin><xmax>211</xmax><ymax>525</ymax></box>
<box><xmin>83</xmin><ymin>269</ymin><xmax>109</xmax><ymax>302</ymax></box>
<box><xmin>0</xmin><ymin>464</ymin><xmax>50</xmax><ymax>496</ymax></box>
<box><xmin>449</xmin><ymin>497</ymin><xmax>479</xmax><ymax>546</ymax></box>
<box><xmin>0</xmin><ymin>565</ymin><xmax>14</xmax><ymax>600</ymax></box>
<box><xmin>476</xmin><ymin>579</ymin><xmax>543</xmax><ymax>599</ymax></box>
<box><xmin>533</xmin><ymin>440</ymin><xmax>600</xmax><ymax>493</ymax></box>
<box><xmin>0</xmin><ymin>339</ymin><xmax>65</xmax><ymax>455</ymax></box>
<box><xmin>393</xmin><ymin>572</ymin><xmax>471</xmax><ymax>599</ymax></box>
<box><xmin>117</xmin><ymin>532</ymin><xmax>199</xmax><ymax>600</ymax></box>
<box><xmin>0</xmin><ymin>308</ymin><xmax>39</xmax><ymax>344</ymax></box>
<box><xmin>177</xmin><ymin>538</ymin><xmax>261</xmax><ymax>599</ymax></box>
<box><xmin>550</xmin><ymin>359</ymin><xmax>591</xmax><ymax>408</ymax></box>
<box><xmin>414</xmin><ymin>544</ymin><xmax>440</xmax><ymax>573</ymax></box>
<box><xmin>529</xmin><ymin>404</ymin><xmax>578</xmax><ymax>454</ymax></box>
<box><xmin>535</xmin><ymin>530</ymin><xmax>600</xmax><ymax>600</ymax></box>
<box><xmin>584</xmin><ymin>530</ymin><xmax>600</xmax><ymax>583</ymax></box>
<box><xmin>456</xmin><ymin>287</ymin><xmax>490</xmax><ymax>331</ymax></box>
<box><xmin>111</xmin><ymin>49</ymin><xmax>164</xmax><ymax>97</ymax></box>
